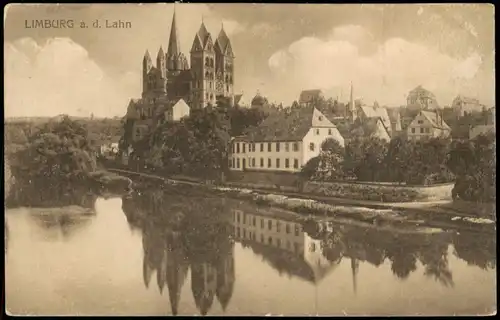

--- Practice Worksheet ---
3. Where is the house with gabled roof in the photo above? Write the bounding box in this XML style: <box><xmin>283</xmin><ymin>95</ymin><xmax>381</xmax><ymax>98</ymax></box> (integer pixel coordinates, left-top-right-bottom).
<box><xmin>352</xmin><ymin>117</ymin><xmax>391</xmax><ymax>142</ymax></box>
<box><xmin>229</xmin><ymin>105</ymin><xmax>344</xmax><ymax>172</ymax></box>
<box><xmin>407</xmin><ymin>109</ymin><xmax>451</xmax><ymax>141</ymax></box>
<box><xmin>357</xmin><ymin>105</ymin><xmax>394</xmax><ymax>136</ymax></box>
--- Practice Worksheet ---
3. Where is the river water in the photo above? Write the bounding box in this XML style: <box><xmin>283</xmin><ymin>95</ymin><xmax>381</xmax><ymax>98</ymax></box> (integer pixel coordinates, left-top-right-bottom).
<box><xmin>4</xmin><ymin>186</ymin><xmax>496</xmax><ymax>316</ymax></box>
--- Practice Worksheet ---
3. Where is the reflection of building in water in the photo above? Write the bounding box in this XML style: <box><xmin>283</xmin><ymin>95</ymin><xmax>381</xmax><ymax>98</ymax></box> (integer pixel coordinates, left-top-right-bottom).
<box><xmin>141</xmin><ymin>220</ymin><xmax>235</xmax><ymax>316</ymax></box>
<box><xmin>216</xmin><ymin>244</ymin><xmax>235</xmax><ymax>311</ymax></box>
<box><xmin>191</xmin><ymin>241</ymin><xmax>236</xmax><ymax>315</ymax></box>
<box><xmin>232</xmin><ymin>209</ymin><xmax>339</xmax><ymax>284</ymax></box>
<box><xmin>191</xmin><ymin>262</ymin><xmax>217</xmax><ymax>315</ymax></box>
<box><xmin>142</xmin><ymin>227</ymin><xmax>189</xmax><ymax>315</ymax></box>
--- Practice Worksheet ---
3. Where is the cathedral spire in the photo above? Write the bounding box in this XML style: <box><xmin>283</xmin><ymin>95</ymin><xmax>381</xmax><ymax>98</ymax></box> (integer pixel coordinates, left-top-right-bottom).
<box><xmin>167</xmin><ymin>6</ymin><xmax>181</xmax><ymax>58</ymax></box>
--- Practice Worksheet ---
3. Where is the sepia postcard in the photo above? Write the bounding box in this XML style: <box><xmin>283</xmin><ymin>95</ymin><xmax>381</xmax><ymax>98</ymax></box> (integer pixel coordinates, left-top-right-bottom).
<box><xmin>4</xmin><ymin>3</ymin><xmax>496</xmax><ymax>316</ymax></box>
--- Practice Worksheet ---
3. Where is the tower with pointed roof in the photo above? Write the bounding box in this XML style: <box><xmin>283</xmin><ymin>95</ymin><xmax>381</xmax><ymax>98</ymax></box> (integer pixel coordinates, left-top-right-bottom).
<box><xmin>142</xmin><ymin>50</ymin><xmax>153</xmax><ymax>95</ymax></box>
<box><xmin>156</xmin><ymin>46</ymin><xmax>167</xmax><ymax>94</ymax></box>
<box><xmin>190</xmin><ymin>20</ymin><xmax>218</xmax><ymax>109</ymax></box>
<box><xmin>215</xmin><ymin>23</ymin><xmax>235</xmax><ymax>105</ymax></box>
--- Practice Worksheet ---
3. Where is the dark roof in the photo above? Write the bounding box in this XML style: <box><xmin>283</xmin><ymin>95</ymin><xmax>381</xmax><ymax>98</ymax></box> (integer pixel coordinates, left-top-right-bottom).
<box><xmin>299</xmin><ymin>89</ymin><xmax>323</xmax><ymax>103</ymax></box>
<box><xmin>215</xmin><ymin>28</ymin><xmax>232</xmax><ymax>55</ymax></box>
<box><xmin>246</xmin><ymin>106</ymin><xmax>332</xmax><ymax>142</ymax></box>
<box><xmin>234</xmin><ymin>94</ymin><xmax>243</xmax><ymax>105</ymax></box>
<box><xmin>251</xmin><ymin>93</ymin><xmax>268</xmax><ymax>106</ymax></box>
<box><xmin>197</xmin><ymin>22</ymin><xmax>211</xmax><ymax>47</ymax></box>
<box><xmin>420</xmin><ymin>110</ymin><xmax>451</xmax><ymax>130</ymax></box>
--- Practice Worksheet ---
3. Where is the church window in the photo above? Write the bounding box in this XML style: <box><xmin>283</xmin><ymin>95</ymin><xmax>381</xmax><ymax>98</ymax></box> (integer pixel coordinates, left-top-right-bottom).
<box><xmin>205</xmin><ymin>57</ymin><xmax>210</xmax><ymax>66</ymax></box>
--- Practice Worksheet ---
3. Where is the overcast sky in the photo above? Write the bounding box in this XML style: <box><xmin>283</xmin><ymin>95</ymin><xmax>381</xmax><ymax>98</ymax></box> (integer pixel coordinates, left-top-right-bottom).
<box><xmin>4</xmin><ymin>3</ymin><xmax>495</xmax><ymax>117</ymax></box>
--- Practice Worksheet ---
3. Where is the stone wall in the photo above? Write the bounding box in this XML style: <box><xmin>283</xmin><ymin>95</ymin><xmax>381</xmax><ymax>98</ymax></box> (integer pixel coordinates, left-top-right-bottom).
<box><xmin>226</xmin><ymin>171</ymin><xmax>453</xmax><ymax>202</ymax></box>
<box><xmin>303</xmin><ymin>181</ymin><xmax>453</xmax><ymax>202</ymax></box>
<box><xmin>228</xmin><ymin>170</ymin><xmax>300</xmax><ymax>188</ymax></box>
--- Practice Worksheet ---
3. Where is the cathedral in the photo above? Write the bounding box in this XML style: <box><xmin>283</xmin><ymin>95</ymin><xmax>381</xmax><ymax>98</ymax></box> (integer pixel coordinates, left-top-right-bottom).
<box><xmin>123</xmin><ymin>8</ymin><xmax>236</xmax><ymax>145</ymax></box>
<box><xmin>141</xmin><ymin>9</ymin><xmax>235</xmax><ymax>109</ymax></box>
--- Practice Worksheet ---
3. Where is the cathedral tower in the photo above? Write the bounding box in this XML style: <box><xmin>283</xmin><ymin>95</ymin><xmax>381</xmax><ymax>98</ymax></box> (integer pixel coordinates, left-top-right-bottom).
<box><xmin>190</xmin><ymin>21</ymin><xmax>216</xmax><ymax>109</ymax></box>
<box><xmin>142</xmin><ymin>50</ymin><xmax>153</xmax><ymax>96</ymax></box>
<box><xmin>167</xmin><ymin>8</ymin><xmax>189</xmax><ymax>72</ymax></box>
<box><xmin>156</xmin><ymin>46</ymin><xmax>167</xmax><ymax>94</ymax></box>
<box><xmin>215</xmin><ymin>24</ymin><xmax>235</xmax><ymax>105</ymax></box>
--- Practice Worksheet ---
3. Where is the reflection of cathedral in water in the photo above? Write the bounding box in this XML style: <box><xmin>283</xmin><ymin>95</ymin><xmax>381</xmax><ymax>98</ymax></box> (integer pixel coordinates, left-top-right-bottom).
<box><xmin>141</xmin><ymin>223</ymin><xmax>235</xmax><ymax>316</ymax></box>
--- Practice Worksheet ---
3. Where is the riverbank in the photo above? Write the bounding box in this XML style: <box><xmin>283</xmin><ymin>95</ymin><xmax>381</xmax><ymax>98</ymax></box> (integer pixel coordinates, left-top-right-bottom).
<box><xmin>108</xmin><ymin>168</ymin><xmax>496</xmax><ymax>233</ymax></box>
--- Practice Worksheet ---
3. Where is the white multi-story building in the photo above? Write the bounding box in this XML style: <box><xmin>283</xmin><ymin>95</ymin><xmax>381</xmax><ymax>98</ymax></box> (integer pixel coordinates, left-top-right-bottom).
<box><xmin>229</xmin><ymin>106</ymin><xmax>344</xmax><ymax>172</ymax></box>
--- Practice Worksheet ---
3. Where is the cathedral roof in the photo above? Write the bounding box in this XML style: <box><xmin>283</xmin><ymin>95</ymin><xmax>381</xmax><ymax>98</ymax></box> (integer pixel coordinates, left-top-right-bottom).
<box><xmin>143</xmin><ymin>50</ymin><xmax>152</xmax><ymax>61</ymax></box>
<box><xmin>157</xmin><ymin>46</ymin><xmax>165</xmax><ymax>59</ymax></box>
<box><xmin>215</xmin><ymin>27</ymin><xmax>232</xmax><ymax>56</ymax></box>
<box><xmin>197</xmin><ymin>22</ymin><xmax>211</xmax><ymax>47</ymax></box>
<box><xmin>167</xmin><ymin>9</ymin><xmax>181</xmax><ymax>58</ymax></box>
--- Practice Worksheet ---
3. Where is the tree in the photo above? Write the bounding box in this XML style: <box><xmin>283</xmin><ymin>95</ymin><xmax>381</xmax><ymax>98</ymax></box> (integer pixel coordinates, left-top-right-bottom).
<box><xmin>447</xmin><ymin>132</ymin><xmax>495</xmax><ymax>202</ymax></box>
<box><xmin>384</xmin><ymin>136</ymin><xmax>412</xmax><ymax>183</ymax></box>
<box><xmin>314</xmin><ymin>138</ymin><xmax>345</xmax><ymax>180</ymax></box>
<box><xmin>300</xmin><ymin>156</ymin><xmax>321</xmax><ymax>181</ymax></box>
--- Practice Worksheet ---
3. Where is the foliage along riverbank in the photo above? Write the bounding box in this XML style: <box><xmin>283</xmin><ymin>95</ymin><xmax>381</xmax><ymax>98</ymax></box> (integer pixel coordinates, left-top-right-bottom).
<box><xmin>5</xmin><ymin>115</ymin><xmax>133</xmax><ymax>205</ymax></box>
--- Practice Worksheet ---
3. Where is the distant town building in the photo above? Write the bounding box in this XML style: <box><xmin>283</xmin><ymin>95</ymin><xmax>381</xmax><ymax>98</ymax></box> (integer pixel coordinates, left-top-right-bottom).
<box><xmin>299</xmin><ymin>89</ymin><xmax>324</xmax><ymax>107</ymax></box>
<box><xmin>406</xmin><ymin>85</ymin><xmax>439</xmax><ymax>110</ymax></box>
<box><xmin>250</xmin><ymin>92</ymin><xmax>268</xmax><ymax>108</ymax></box>
<box><xmin>229</xmin><ymin>106</ymin><xmax>344</xmax><ymax>172</ymax></box>
<box><xmin>233</xmin><ymin>93</ymin><xmax>251</xmax><ymax>108</ymax></box>
<box><xmin>451</xmin><ymin>95</ymin><xmax>484</xmax><ymax>117</ymax></box>
<box><xmin>407</xmin><ymin>110</ymin><xmax>451</xmax><ymax>141</ymax></box>
<box><xmin>126</xmin><ymin>98</ymin><xmax>190</xmax><ymax>142</ymax></box>
<box><xmin>351</xmin><ymin>118</ymin><xmax>391</xmax><ymax>142</ymax></box>
<box><xmin>357</xmin><ymin>104</ymin><xmax>393</xmax><ymax>136</ymax></box>
<box><xmin>469</xmin><ymin>124</ymin><xmax>495</xmax><ymax>140</ymax></box>
<box><xmin>386</xmin><ymin>108</ymin><xmax>403</xmax><ymax>133</ymax></box>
